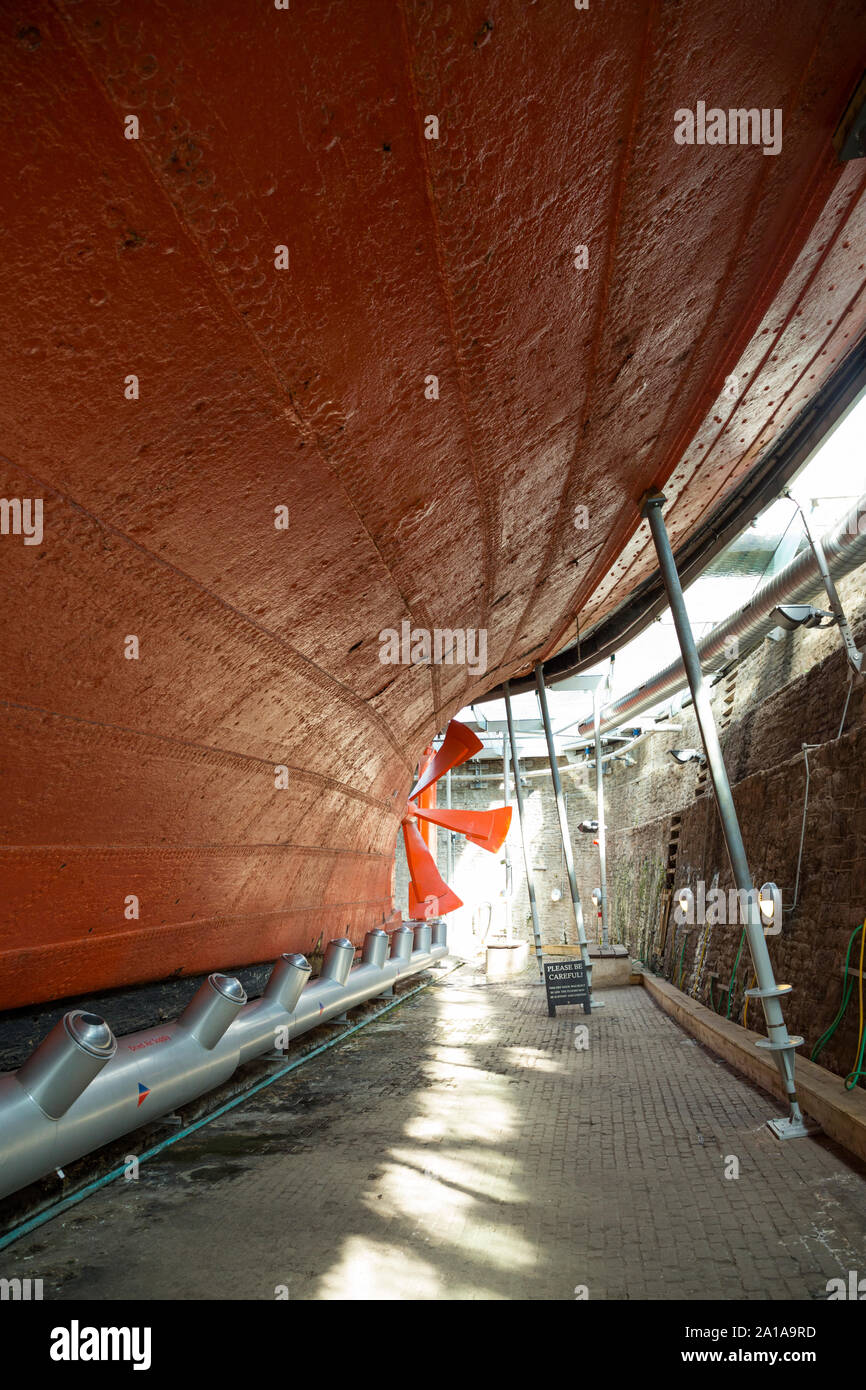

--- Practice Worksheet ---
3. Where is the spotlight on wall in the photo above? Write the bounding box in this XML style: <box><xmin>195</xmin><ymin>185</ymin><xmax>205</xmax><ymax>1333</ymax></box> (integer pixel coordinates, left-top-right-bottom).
<box><xmin>578</xmin><ymin>819</ymin><xmax>599</xmax><ymax>833</ymax></box>
<box><xmin>758</xmin><ymin>881</ymin><xmax>782</xmax><ymax>932</ymax></box>
<box><xmin>677</xmin><ymin>888</ymin><xmax>691</xmax><ymax>916</ymax></box>
<box><xmin>551</xmin><ymin>887</ymin><xmax>562</xmax><ymax>903</ymax></box>
<box><xmin>669</xmin><ymin>749</ymin><xmax>705</xmax><ymax>766</ymax></box>
<box><xmin>770</xmin><ymin>604</ymin><xmax>835</xmax><ymax>631</ymax></box>
<box><xmin>590</xmin><ymin>888</ymin><xmax>602</xmax><ymax>908</ymax></box>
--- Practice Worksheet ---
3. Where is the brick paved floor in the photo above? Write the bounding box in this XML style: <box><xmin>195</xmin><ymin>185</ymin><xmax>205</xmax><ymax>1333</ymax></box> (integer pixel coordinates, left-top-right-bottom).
<box><xmin>4</xmin><ymin>969</ymin><xmax>866</xmax><ymax>1300</ymax></box>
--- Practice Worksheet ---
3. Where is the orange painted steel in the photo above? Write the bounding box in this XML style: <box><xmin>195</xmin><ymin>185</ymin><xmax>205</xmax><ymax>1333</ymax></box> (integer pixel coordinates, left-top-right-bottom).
<box><xmin>409</xmin><ymin>721</ymin><xmax>484</xmax><ymax>800</ymax></box>
<box><xmin>401</xmin><ymin>817</ymin><xmax>463</xmax><ymax>919</ymax></box>
<box><xmin>411</xmin><ymin>804</ymin><xmax>512</xmax><ymax>855</ymax></box>
<box><xmin>403</xmin><ymin>719</ymin><xmax>510</xmax><ymax>915</ymax></box>
<box><xmin>1</xmin><ymin>2</ymin><xmax>866</xmax><ymax>1009</ymax></box>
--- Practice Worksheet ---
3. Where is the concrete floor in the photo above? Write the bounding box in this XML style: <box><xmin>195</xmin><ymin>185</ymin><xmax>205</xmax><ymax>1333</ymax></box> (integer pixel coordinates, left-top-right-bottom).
<box><xmin>4</xmin><ymin>969</ymin><xmax>866</xmax><ymax>1301</ymax></box>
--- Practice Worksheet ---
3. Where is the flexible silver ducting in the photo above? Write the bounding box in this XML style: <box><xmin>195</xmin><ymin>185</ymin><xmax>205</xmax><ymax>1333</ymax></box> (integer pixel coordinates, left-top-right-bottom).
<box><xmin>578</xmin><ymin>495</ymin><xmax>866</xmax><ymax>737</ymax></box>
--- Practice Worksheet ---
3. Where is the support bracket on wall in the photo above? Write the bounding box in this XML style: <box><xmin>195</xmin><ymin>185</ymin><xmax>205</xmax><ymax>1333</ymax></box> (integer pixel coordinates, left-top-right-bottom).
<box><xmin>784</xmin><ymin>491</ymin><xmax>863</xmax><ymax>676</ymax></box>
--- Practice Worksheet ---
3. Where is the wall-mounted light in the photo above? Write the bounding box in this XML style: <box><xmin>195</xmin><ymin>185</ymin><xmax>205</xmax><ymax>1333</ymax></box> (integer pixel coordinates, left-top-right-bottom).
<box><xmin>578</xmin><ymin>819</ymin><xmax>598</xmax><ymax>833</ymax></box>
<box><xmin>770</xmin><ymin>604</ymin><xmax>834</xmax><ymax>631</ymax></box>
<box><xmin>758</xmin><ymin>881</ymin><xmax>782</xmax><ymax>934</ymax></box>
<box><xmin>669</xmin><ymin>748</ymin><xmax>705</xmax><ymax>766</ymax></box>
<box><xmin>590</xmin><ymin>888</ymin><xmax>602</xmax><ymax>908</ymax></box>
<box><xmin>551</xmin><ymin>887</ymin><xmax>562</xmax><ymax>903</ymax></box>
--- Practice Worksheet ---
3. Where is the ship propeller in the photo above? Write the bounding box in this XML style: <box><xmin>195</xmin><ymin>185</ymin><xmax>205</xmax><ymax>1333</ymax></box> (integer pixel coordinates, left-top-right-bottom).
<box><xmin>401</xmin><ymin>718</ymin><xmax>512</xmax><ymax>919</ymax></box>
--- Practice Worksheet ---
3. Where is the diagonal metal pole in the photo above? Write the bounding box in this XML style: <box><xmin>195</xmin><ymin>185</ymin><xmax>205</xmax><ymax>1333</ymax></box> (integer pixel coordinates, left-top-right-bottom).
<box><xmin>784</xmin><ymin>491</ymin><xmax>863</xmax><ymax>675</ymax></box>
<box><xmin>502</xmin><ymin>733</ymin><xmax>514</xmax><ymax>939</ymax></box>
<box><xmin>592</xmin><ymin>682</ymin><xmax>611</xmax><ymax>950</ymax></box>
<box><xmin>504</xmin><ymin>682</ymin><xmax>544</xmax><ymax>979</ymax></box>
<box><xmin>642</xmin><ymin>491</ymin><xmax>812</xmax><ymax>1139</ymax></box>
<box><xmin>534</xmin><ymin>664</ymin><xmax>592</xmax><ymax>991</ymax></box>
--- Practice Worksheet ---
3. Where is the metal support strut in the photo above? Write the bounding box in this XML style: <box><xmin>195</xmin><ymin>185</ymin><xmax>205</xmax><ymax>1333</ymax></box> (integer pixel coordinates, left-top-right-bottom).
<box><xmin>535</xmin><ymin>664</ymin><xmax>593</xmax><ymax>995</ymax></box>
<box><xmin>501</xmin><ymin>733</ymin><xmax>514</xmax><ymax>936</ymax></box>
<box><xmin>784</xmin><ymin>491</ymin><xmax>863</xmax><ymax>676</ymax></box>
<box><xmin>592</xmin><ymin>681</ymin><xmax>611</xmax><ymax>950</ymax></box>
<box><xmin>504</xmin><ymin>682</ymin><xmax>545</xmax><ymax>979</ymax></box>
<box><xmin>642</xmin><ymin>491</ymin><xmax>814</xmax><ymax>1140</ymax></box>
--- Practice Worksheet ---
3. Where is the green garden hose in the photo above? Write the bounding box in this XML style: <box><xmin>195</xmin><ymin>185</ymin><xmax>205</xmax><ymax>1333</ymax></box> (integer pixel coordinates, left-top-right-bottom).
<box><xmin>845</xmin><ymin>918</ymin><xmax>866</xmax><ymax>1091</ymax></box>
<box><xmin>811</xmin><ymin>922</ymin><xmax>863</xmax><ymax>1082</ymax></box>
<box><xmin>725</xmin><ymin>928</ymin><xmax>747</xmax><ymax>1019</ymax></box>
<box><xmin>677</xmin><ymin>934</ymin><xmax>688</xmax><ymax>989</ymax></box>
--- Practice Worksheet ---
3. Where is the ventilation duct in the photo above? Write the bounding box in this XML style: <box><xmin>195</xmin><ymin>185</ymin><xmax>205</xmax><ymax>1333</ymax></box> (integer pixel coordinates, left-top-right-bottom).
<box><xmin>578</xmin><ymin>494</ymin><xmax>866</xmax><ymax>738</ymax></box>
<box><xmin>0</xmin><ymin>922</ymin><xmax>447</xmax><ymax>1202</ymax></box>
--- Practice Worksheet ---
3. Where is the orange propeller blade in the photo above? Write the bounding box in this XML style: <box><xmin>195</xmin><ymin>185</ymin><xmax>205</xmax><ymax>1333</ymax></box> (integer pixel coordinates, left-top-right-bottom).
<box><xmin>412</xmin><ymin>804</ymin><xmax>512</xmax><ymax>854</ymax></box>
<box><xmin>402</xmin><ymin>819</ymin><xmax>463</xmax><ymax>915</ymax></box>
<box><xmin>409</xmin><ymin>719</ymin><xmax>483</xmax><ymax>800</ymax></box>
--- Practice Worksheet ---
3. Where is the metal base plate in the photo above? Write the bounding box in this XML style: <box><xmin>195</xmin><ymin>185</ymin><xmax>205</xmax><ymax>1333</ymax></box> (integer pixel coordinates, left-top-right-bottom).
<box><xmin>590</xmin><ymin>999</ymin><xmax>606</xmax><ymax>1010</ymax></box>
<box><xmin>755</xmin><ymin>1034</ymin><xmax>804</xmax><ymax>1051</ymax></box>
<box><xmin>767</xmin><ymin>1115</ymin><xmax>821</xmax><ymax>1141</ymax></box>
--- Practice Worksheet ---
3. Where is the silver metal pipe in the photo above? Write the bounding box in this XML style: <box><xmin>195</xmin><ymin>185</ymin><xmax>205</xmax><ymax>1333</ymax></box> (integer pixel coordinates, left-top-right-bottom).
<box><xmin>580</xmin><ymin>492</ymin><xmax>866</xmax><ymax>737</ymax></box>
<box><xmin>502</xmin><ymin>732</ymin><xmax>513</xmax><ymax>935</ymax></box>
<box><xmin>320</xmin><ymin>938</ymin><xmax>355</xmax><ymax>985</ymax></box>
<box><xmin>592</xmin><ymin>684</ymin><xmax>610</xmax><ymax>949</ymax></box>
<box><xmin>534</xmin><ymin>663</ymin><xmax>590</xmax><ymax>979</ymax></box>
<box><xmin>389</xmin><ymin>925</ymin><xmax>415</xmax><ymax>963</ymax></box>
<box><xmin>504</xmin><ymin>681</ymin><xmax>544</xmax><ymax>978</ymax></box>
<box><xmin>362</xmin><ymin>930</ymin><xmax>389</xmax><ymax>968</ymax></box>
<box><xmin>16</xmin><ymin>1011</ymin><xmax>117</xmax><ymax>1120</ymax></box>
<box><xmin>642</xmin><ymin>493</ymin><xmax>808</xmax><ymax>1139</ymax></box>
<box><xmin>0</xmin><ymin>923</ymin><xmax>447</xmax><ymax>1202</ymax></box>
<box><xmin>180</xmin><ymin>973</ymin><xmax>247</xmax><ymax>1049</ymax></box>
<box><xmin>264</xmin><ymin>953</ymin><xmax>313</xmax><ymax>1011</ymax></box>
<box><xmin>412</xmin><ymin>922</ymin><xmax>432</xmax><ymax>954</ymax></box>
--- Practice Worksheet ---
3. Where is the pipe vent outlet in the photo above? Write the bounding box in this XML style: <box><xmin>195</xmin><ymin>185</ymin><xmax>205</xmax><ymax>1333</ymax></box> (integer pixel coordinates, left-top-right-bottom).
<box><xmin>181</xmin><ymin>973</ymin><xmax>247</xmax><ymax>1050</ymax></box>
<box><xmin>431</xmin><ymin>920</ymin><xmax>447</xmax><ymax>950</ymax></box>
<box><xmin>362</xmin><ymin>929</ymin><xmax>389</xmax><ymax>968</ymax></box>
<box><xmin>412</xmin><ymin>923</ymin><xmax>432</xmax><ymax>954</ymax></box>
<box><xmin>389</xmin><ymin>925</ymin><xmax>415</xmax><ymax>962</ymax></box>
<box><xmin>0</xmin><ymin>924</ymin><xmax>443</xmax><ymax>1201</ymax></box>
<box><xmin>321</xmin><ymin>938</ymin><xmax>355</xmax><ymax>986</ymax></box>
<box><xmin>264</xmin><ymin>953</ymin><xmax>312</xmax><ymax>1012</ymax></box>
<box><xmin>16</xmin><ymin>1010</ymin><xmax>117</xmax><ymax>1119</ymax></box>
